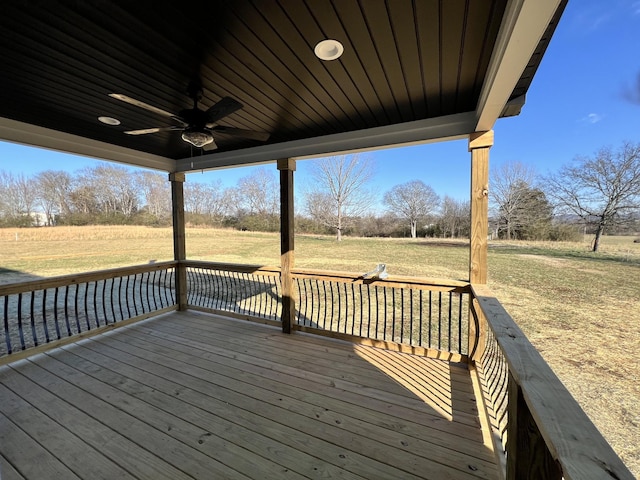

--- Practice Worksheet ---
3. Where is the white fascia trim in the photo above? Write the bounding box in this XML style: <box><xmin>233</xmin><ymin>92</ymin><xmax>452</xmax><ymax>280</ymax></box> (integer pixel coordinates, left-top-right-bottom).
<box><xmin>0</xmin><ymin>116</ymin><xmax>174</xmax><ymax>172</ymax></box>
<box><xmin>475</xmin><ymin>0</ymin><xmax>562</xmax><ymax>131</ymax></box>
<box><xmin>176</xmin><ymin>111</ymin><xmax>477</xmax><ymax>172</ymax></box>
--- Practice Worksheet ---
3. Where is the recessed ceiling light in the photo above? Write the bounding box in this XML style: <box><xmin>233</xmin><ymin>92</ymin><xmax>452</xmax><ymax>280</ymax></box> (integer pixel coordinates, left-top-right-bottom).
<box><xmin>98</xmin><ymin>116</ymin><xmax>121</xmax><ymax>126</ymax></box>
<box><xmin>314</xmin><ymin>39</ymin><xmax>344</xmax><ymax>61</ymax></box>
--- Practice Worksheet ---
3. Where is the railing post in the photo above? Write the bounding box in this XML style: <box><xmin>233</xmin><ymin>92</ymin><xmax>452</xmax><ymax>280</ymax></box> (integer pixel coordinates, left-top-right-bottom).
<box><xmin>506</xmin><ymin>371</ymin><xmax>562</xmax><ymax>480</ymax></box>
<box><xmin>170</xmin><ymin>172</ymin><xmax>187</xmax><ymax>311</ymax></box>
<box><xmin>468</xmin><ymin>131</ymin><xmax>492</xmax><ymax>362</ymax></box>
<box><xmin>468</xmin><ymin>130</ymin><xmax>493</xmax><ymax>285</ymax></box>
<box><xmin>278</xmin><ymin>158</ymin><xmax>296</xmax><ymax>333</ymax></box>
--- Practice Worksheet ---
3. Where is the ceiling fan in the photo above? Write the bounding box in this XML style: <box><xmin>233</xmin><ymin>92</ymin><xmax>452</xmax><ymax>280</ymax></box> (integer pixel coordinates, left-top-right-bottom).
<box><xmin>108</xmin><ymin>86</ymin><xmax>269</xmax><ymax>150</ymax></box>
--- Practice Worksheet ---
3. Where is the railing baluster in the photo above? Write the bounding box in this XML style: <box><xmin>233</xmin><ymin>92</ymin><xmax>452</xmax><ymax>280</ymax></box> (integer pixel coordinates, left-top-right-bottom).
<box><xmin>400</xmin><ymin>288</ymin><xmax>404</xmax><ymax>344</ymax></box>
<box><xmin>3</xmin><ymin>296</ymin><xmax>12</xmax><ymax>354</ymax></box>
<box><xmin>82</xmin><ymin>282</ymin><xmax>89</xmax><ymax>329</ymax></box>
<box><xmin>391</xmin><ymin>287</ymin><xmax>396</xmax><ymax>342</ymax></box>
<box><xmin>91</xmin><ymin>281</ymin><xmax>98</xmax><ymax>328</ymax></box>
<box><xmin>437</xmin><ymin>291</ymin><xmax>442</xmax><ymax>350</ymax></box>
<box><xmin>73</xmin><ymin>284</ymin><xmax>81</xmax><ymax>334</ymax></box>
<box><xmin>111</xmin><ymin>277</ymin><xmax>117</xmax><ymax>323</ymax></box>
<box><xmin>17</xmin><ymin>293</ymin><xmax>25</xmax><ymax>350</ymax></box>
<box><xmin>321</xmin><ymin>280</ymin><xmax>328</xmax><ymax>330</ymax></box>
<box><xmin>139</xmin><ymin>272</ymin><xmax>145</xmax><ymax>314</ymax></box>
<box><xmin>448</xmin><ymin>292</ymin><xmax>453</xmax><ymax>353</ymax></box>
<box><xmin>29</xmin><ymin>291</ymin><xmax>38</xmax><ymax>347</ymax></box>
<box><xmin>458</xmin><ymin>293</ymin><xmax>463</xmax><ymax>354</ymax></box>
<box><xmin>151</xmin><ymin>270</ymin><xmax>159</xmax><ymax>312</ymax></box>
<box><xmin>409</xmin><ymin>289</ymin><xmax>413</xmax><ymax>346</ymax></box>
<box><xmin>63</xmin><ymin>286</ymin><xmax>71</xmax><ymax>336</ymax></box>
<box><xmin>117</xmin><ymin>276</ymin><xmax>125</xmax><ymax>320</ymax></box>
<box><xmin>310</xmin><ymin>280</ymin><xmax>317</xmax><ymax>326</ymax></box>
<box><xmin>102</xmin><ymin>279</ymin><xmax>108</xmax><ymax>325</ymax></box>
<box><xmin>42</xmin><ymin>289</ymin><xmax>50</xmax><ymax>343</ymax></box>
<box><xmin>53</xmin><ymin>287</ymin><xmax>61</xmax><ymax>340</ymax></box>
<box><xmin>419</xmin><ymin>290</ymin><xmax>423</xmax><ymax>347</ymax></box>
<box><xmin>358</xmin><ymin>284</ymin><xmax>363</xmax><ymax>337</ymax></box>
<box><xmin>428</xmin><ymin>291</ymin><xmax>433</xmax><ymax>349</ymax></box>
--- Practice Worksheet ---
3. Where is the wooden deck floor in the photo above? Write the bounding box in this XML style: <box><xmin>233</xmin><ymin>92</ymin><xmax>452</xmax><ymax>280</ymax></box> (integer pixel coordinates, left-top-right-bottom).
<box><xmin>0</xmin><ymin>310</ymin><xmax>499</xmax><ymax>480</ymax></box>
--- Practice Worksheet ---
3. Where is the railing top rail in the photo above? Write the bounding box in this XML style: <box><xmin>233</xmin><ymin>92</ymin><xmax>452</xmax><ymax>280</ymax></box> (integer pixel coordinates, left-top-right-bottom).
<box><xmin>0</xmin><ymin>261</ymin><xmax>178</xmax><ymax>296</ymax></box>
<box><xmin>180</xmin><ymin>260</ymin><xmax>281</xmax><ymax>276</ymax></box>
<box><xmin>292</xmin><ymin>267</ymin><xmax>471</xmax><ymax>292</ymax></box>
<box><xmin>471</xmin><ymin>284</ymin><xmax>633</xmax><ymax>480</ymax></box>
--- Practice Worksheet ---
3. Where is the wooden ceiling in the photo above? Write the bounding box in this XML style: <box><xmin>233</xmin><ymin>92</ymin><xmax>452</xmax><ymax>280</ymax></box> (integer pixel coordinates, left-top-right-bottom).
<box><xmin>0</xmin><ymin>0</ymin><xmax>566</xmax><ymax>172</ymax></box>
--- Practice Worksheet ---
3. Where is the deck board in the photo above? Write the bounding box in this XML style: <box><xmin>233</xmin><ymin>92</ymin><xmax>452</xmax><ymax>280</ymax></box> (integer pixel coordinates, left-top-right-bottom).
<box><xmin>0</xmin><ymin>310</ymin><xmax>499</xmax><ymax>480</ymax></box>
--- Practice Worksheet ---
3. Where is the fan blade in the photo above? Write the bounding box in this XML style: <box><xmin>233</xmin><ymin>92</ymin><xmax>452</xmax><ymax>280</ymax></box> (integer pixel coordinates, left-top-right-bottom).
<box><xmin>109</xmin><ymin>93</ymin><xmax>177</xmax><ymax>118</ymax></box>
<box><xmin>205</xmin><ymin>97</ymin><xmax>243</xmax><ymax>124</ymax></box>
<box><xmin>212</xmin><ymin>126</ymin><xmax>270</xmax><ymax>142</ymax></box>
<box><xmin>124</xmin><ymin>126</ymin><xmax>179</xmax><ymax>135</ymax></box>
<box><xmin>203</xmin><ymin>139</ymin><xmax>219</xmax><ymax>151</ymax></box>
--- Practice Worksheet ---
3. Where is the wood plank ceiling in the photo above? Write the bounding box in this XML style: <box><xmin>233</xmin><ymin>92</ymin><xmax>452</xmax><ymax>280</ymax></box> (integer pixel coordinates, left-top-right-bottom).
<box><xmin>0</xmin><ymin>0</ymin><xmax>565</xmax><ymax>170</ymax></box>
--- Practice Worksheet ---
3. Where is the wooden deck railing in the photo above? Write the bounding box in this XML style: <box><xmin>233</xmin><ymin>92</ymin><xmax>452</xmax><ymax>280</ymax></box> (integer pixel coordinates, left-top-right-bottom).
<box><xmin>292</xmin><ymin>268</ymin><xmax>472</xmax><ymax>361</ymax></box>
<box><xmin>0</xmin><ymin>262</ymin><xmax>634</xmax><ymax>479</ymax></box>
<box><xmin>179</xmin><ymin>262</ymin><xmax>472</xmax><ymax>361</ymax></box>
<box><xmin>183</xmin><ymin>260</ymin><xmax>282</xmax><ymax>324</ymax></box>
<box><xmin>0</xmin><ymin>262</ymin><xmax>177</xmax><ymax>361</ymax></box>
<box><xmin>470</xmin><ymin>284</ymin><xmax>634</xmax><ymax>480</ymax></box>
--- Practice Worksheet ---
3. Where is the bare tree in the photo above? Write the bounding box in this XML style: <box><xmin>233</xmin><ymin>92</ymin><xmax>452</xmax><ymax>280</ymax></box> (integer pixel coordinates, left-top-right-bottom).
<box><xmin>545</xmin><ymin>142</ymin><xmax>640</xmax><ymax>251</ymax></box>
<box><xmin>185</xmin><ymin>180</ymin><xmax>235</xmax><ymax>224</ymax></box>
<box><xmin>36</xmin><ymin>170</ymin><xmax>73</xmax><ymax>225</ymax></box>
<box><xmin>490</xmin><ymin>161</ymin><xmax>538</xmax><ymax>240</ymax></box>
<box><xmin>440</xmin><ymin>196</ymin><xmax>470</xmax><ymax>238</ymax></box>
<box><xmin>237</xmin><ymin>168</ymin><xmax>279</xmax><ymax>216</ymax></box>
<box><xmin>135</xmin><ymin>171</ymin><xmax>171</xmax><ymax>220</ymax></box>
<box><xmin>0</xmin><ymin>171</ymin><xmax>37</xmax><ymax>224</ymax></box>
<box><xmin>383</xmin><ymin>180</ymin><xmax>440</xmax><ymax>238</ymax></box>
<box><xmin>75</xmin><ymin>164</ymin><xmax>138</xmax><ymax>217</ymax></box>
<box><xmin>305</xmin><ymin>154</ymin><xmax>374</xmax><ymax>241</ymax></box>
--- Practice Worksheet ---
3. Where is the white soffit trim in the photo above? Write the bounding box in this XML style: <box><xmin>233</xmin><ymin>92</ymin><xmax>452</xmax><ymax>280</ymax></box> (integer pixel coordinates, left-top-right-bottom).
<box><xmin>176</xmin><ymin>112</ymin><xmax>477</xmax><ymax>172</ymax></box>
<box><xmin>475</xmin><ymin>0</ymin><xmax>562</xmax><ymax>131</ymax></box>
<box><xmin>0</xmin><ymin>116</ymin><xmax>174</xmax><ymax>172</ymax></box>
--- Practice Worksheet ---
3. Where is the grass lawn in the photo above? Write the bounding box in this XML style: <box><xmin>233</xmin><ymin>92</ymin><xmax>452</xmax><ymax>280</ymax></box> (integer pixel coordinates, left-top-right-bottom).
<box><xmin>1</xmin><ymin>225</ymin><xmax>639</xmax><ymax>475</ymax></box>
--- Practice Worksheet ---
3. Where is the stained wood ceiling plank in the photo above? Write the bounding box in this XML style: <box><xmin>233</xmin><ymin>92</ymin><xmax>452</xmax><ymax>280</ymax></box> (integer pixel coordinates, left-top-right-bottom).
<box><xmin>470</xmin><ymin>0</ymin><xmax>507</xmax><ymax>105</ymax></box>
<box><xmin>305</xmin><ymin>1</ymin><xmax>381</xmax><ymax>127</ymax></box>
<box><xmin>387</xmin><ymin>0</ymin><xmax>428</xmax><ymax>119</ymax></box>
<box><xmin>415</xmin><ymin>0</ymin><xmax>442</xmax><ymax>117</ymax></box>
<box><xmin>439</xmin><ymin>1</ymin><xmax>467</xmax><ymax>115</ymax></box>
<box><xmin>282</xmin><ymin>0</ymin><xmax>371</xmax><ymax>129</ymax></box>
<box><xmin>360</xmin><ymin>0</ymin><xmax>414</xmax><ymax>123</ymax></box>
<box><xmin>456</xmin><ymin>1</ymin><xmax>493</xmax><ymax>112</ymax></box>
<box><xmin>200</xmin><ymin>15</ymin><xmax>327</xmax><ymax>133</ymax></box>
<box><xmin>226</xmin><ymin>6</ymin><xmax>348</xmax><ymax>133</ymax></box>
<box><xmin>254</xmin><ymin>0</ymin><xmax>357</xmax><ymax>131</ymax></box>
<box><xmin>331</xmin><ymin>0</ymin><xmax>402</xmax><ymax>125</ymax></box>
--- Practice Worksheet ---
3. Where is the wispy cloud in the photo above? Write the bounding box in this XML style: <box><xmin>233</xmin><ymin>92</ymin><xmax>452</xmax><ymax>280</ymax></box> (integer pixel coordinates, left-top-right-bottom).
<box><xmin>572</xmin><ymin>7</ymin><xmax>613</xmax><ymax>32</ymax></box>
<box><xmin>633</xmin><ymin>1</ymin><xmax>640</xmax><ymax>14</ymax></box>
<box><xmin>580</xmin><ymin>113</ymin><xmax>604</xmax><ymax>124</ymax></box>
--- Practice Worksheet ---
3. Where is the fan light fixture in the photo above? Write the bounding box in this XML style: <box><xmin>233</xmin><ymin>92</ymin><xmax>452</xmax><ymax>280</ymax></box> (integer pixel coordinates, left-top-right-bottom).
<box><xmin>181</xmin><ymin>129</ymin><xmax>215</xmax><ymax>148</ymax></box>
<box><xmin>314</xmin><ymin>39</ymin><xmax>344</xmax><ymax>61</ymax></box>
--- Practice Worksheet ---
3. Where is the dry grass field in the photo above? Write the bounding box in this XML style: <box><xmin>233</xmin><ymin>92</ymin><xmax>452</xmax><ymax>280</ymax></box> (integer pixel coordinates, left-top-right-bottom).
<box><xmin>1</xmin><ymin>225</ymin><xmax>639</xmax><ymax>476</ymax></box>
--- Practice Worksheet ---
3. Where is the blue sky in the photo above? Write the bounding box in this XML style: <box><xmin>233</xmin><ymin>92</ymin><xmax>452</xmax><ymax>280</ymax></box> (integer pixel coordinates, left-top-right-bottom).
<box><xmin>1</xmin><ymin>0</ymin><xmax>639</xmax><ymax>207</ymax></box>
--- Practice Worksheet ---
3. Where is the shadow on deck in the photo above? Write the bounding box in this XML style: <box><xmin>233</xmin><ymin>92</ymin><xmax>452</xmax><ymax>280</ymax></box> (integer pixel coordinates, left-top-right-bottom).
<box><xmin>0</xmin><ymin>310</ymin><xmax>498</xmax><ymax>480</ymax></box>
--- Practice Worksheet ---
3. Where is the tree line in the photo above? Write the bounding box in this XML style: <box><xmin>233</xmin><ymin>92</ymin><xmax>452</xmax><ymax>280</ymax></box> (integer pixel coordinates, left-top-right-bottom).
<box><xmin>491</xmin><ymin>142</ymin><xmax>640</xmax><ymax>250</ymax></box>
<box><xmin>2</xmin><ymin>141</ymin><xmax>639</xmax><ymax>251</ymax></box>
